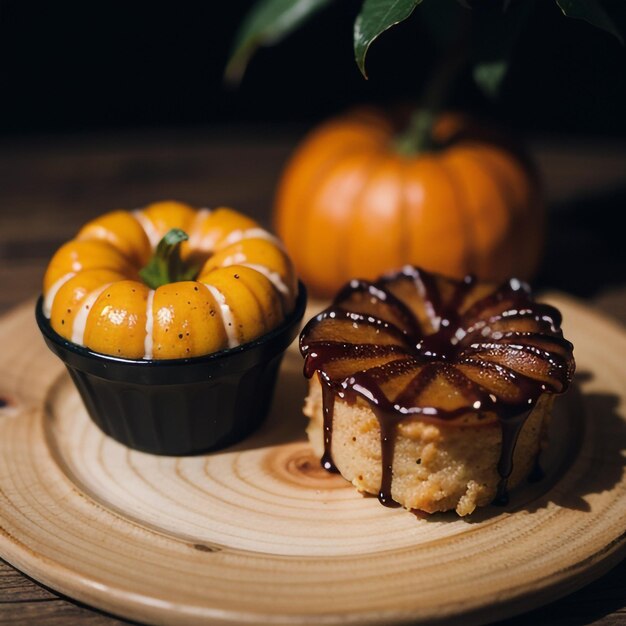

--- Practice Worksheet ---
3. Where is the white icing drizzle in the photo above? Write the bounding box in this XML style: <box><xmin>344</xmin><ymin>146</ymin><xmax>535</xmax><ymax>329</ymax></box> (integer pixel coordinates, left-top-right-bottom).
<box><xmin>186</xmin><ymin>208</ymin><xmax>212</xmax><ymax>251</ymax></box>
<box><xmin>43</xmin><ymin>272</ymin><xmax>76</xmax><ymax>318</ymax></box>
<box><xmin>143</xmin><ymin>289</ymin><xmax>155</xmax><ymax>360</ymax></box>
<box><xmin>203</xmin><ymin>283</ymin><xmax>239</xmax><ymax>349</ymax></box>
<box><xmin>211</xmin><ymin>240</ymin><xmax>291</xmax><ymax>301</ymax></box>
<box><xmin>71</xmin><ymin>284</ymin><xmax>111</xmax><ymax>345</ymax></box>
<box><xmin>132</xmin><ymin>210</ymin><xmax>161</xmax><ymax>248</ymax></box>
<box><xmin>219</xmin><ymin>252</ymin><xmax>247</xmax><ymax>266</ymax></box>
<box><xmin>221</xmin><ymin>228</ymin><xmax>284</xmax><ymax>250</ymax></box>
<box><xmin>240</xmin><ymin>263</ymin><xmax>289</xmax><ymax>296</ymax></box>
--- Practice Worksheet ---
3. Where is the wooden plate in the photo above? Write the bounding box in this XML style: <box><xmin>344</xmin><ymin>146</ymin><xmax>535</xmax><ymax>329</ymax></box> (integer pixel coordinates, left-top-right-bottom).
<box><xmin>0</xmin><ymin>294</ymin><xmax>624</xmax><ymax>626</ymax></box>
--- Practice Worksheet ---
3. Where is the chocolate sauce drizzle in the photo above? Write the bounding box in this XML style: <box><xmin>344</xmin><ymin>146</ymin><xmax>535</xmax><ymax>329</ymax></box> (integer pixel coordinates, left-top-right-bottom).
<box><xmin>320</xmin><ymin>374</ymin><xmax>339</xmax><ymax>473</ymax></box>
<box><xmin>300</xmin><ymin>266</ymin><xmax>575</xmax><ymax>509</ymax></box>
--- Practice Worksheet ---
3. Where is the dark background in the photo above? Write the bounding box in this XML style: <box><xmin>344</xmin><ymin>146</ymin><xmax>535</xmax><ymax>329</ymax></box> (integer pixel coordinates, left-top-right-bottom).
<box><xmin>2</xmin><ymin>0</ymin><xmax>626</xmax><ymax>138</ymax></box>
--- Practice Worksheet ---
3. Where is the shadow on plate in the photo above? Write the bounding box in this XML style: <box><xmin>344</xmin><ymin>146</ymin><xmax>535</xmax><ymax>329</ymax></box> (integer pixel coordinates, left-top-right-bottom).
<box><xmin>226</xmin><ymin>349</ymin><xmax>310</xmax><ymax>452</ymax></box>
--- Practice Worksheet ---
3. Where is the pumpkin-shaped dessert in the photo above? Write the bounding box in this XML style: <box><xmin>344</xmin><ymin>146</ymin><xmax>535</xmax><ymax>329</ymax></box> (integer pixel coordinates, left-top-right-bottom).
<box><xmin>42</xmin><ymin>201</ymin><xmax>299</xmax><ymax>359</ymax></box>
<box><xmin>37</xmin><ymin>201</ymin><xmax>306</xmax><ymax>455</ymax></box>
<box><xmin>275</xmin><ymin>108</ymin><xmax>544</xmax><ymax>297</ymax></box>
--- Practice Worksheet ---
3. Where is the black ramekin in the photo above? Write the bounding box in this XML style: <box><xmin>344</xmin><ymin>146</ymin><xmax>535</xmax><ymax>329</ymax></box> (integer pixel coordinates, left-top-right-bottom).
<box><xmin>36</xmin><ymin>283</ymin><xmax>307</xmax><ymax>455</ymax></box>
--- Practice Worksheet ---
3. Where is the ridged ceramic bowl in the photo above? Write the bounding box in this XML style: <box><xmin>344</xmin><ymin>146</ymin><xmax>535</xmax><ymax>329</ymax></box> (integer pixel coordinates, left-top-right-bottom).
<box><xmin>36</xmin><ymin>283</ymin><xmax>306</xmax><ymax>455</ymax></box>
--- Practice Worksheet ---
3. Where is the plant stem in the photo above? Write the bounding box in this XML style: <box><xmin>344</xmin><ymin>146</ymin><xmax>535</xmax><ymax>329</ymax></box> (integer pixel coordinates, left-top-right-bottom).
<box><xmin>394</xmin><ymin>11</ymin><xmax>471</xmax><ymax>156</ymax></box>
<box><xmin>139</xmin><ymin>228</ymin><xmax>199</xmax><ymax>289</ymax></box>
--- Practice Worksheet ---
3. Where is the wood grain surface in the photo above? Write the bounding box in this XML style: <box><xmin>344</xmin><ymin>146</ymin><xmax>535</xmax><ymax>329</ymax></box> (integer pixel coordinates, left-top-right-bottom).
<box><xmin>0</xmin><ymin>293</ymin><xmax>624</xmax><ymax>625</ymax></box>
<box><xmin>0</xmin><ymin>129</ymin><xmax>625</xmax><ymax>624</ymax></box>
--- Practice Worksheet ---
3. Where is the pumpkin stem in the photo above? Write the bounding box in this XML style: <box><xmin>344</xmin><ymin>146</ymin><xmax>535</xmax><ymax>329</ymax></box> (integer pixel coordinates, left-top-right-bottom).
<box><xmin>139</xmin><ymin>228</ymin><xmax>200</xmax><ymax>289</ymax></box>
<box><xmin>394</xmin><ymin>108</ymin><xmax>438</xmax><ymax>155</ymax></box>
<box><xmin>394</xmin><ymin>10</ymin><xmax>471</xmax><ymax>156</ymax></box>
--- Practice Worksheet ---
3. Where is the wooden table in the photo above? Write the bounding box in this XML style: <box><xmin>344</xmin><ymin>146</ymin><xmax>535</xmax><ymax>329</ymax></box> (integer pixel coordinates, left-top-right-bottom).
<box><xmin>0</xmin><ymin>127</ymin><xmax>625</xmax><ymax>625</ymax></box>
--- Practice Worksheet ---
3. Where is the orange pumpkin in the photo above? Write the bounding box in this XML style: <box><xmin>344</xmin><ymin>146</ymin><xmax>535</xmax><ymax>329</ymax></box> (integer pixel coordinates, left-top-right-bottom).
<box><xmin>274</xmin><ymin>108</ymin><xmax>544</xmax><ymax>297</ymax></box>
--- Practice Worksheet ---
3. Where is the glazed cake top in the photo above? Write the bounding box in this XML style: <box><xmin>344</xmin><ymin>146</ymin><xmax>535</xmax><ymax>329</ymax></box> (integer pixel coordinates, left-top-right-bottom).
<box><xmin>300</xmin><ymin>265</ymin><xmax>575</xmax><ymax>423</ymax></box>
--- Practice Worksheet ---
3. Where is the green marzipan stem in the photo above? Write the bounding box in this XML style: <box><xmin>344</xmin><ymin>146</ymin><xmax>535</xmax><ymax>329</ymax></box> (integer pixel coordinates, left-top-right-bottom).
<box><xmin>139</xmin><ymin>228</ymin><xmax>200</xmax><ymax>289</ymax></box>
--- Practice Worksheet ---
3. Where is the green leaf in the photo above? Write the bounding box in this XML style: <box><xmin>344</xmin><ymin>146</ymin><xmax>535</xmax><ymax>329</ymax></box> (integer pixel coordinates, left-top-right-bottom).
<box><xmin>473</xmin><ymin>60</ymin><xmax>508</xmax><ymax>99</ymax></box>
<box><xmin>225</xmin><ymin>0</ymin><xmax>333</xmax><ymax>84</ymax></box>
<box><xmin>354</xmin><ymin>0</ymin><xmax>423</xmax><ymax>78</ymax></box>
<box><xmin>556</xmin><ymin>0</ymin><xmax>623</xmax><ymax>44</ymax></box>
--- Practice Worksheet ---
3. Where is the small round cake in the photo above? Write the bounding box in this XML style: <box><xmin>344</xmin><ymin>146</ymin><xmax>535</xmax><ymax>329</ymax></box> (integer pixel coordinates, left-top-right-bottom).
<box><xmin>300</xmin><ymin>266</ymin><xmax>575</xmax><ymax>515</ymax></box>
